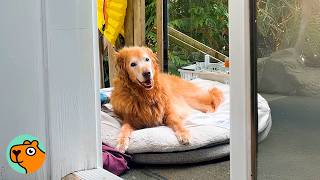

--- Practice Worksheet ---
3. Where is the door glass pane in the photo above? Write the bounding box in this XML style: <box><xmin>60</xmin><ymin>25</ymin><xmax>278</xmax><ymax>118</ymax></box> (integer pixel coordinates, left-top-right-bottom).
<box><xmin>256</xmin><ymin>0</ymin><xmax>320</xmax><ymax>179</ymax></box>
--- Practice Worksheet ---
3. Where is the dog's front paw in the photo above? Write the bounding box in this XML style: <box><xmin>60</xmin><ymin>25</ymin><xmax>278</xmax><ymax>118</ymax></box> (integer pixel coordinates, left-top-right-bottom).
<box><xmin>175</xmin><ymin>130</ymin><xmax>191</xmax><ymax>145</ymax></box>
<box><xmin>116</xmin><ymin>137</ymin><xmax>130</xmax><ymax>153</ymax></box>
<box><xmin>204</xmin><ymin>106</ymin><xmax>215</xmax><ymax>113</ymax></box>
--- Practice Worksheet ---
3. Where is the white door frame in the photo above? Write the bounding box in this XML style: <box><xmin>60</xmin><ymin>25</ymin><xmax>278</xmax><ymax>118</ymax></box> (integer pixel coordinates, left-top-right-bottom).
<box><xmin>229</xmin><ymin>0</ymin><xmax>253</xmax><ymax>179</ymax></box>
<box><xmin>43</xmin><ymin>0</ymin><xmax>117</xmax><ymax>178</ymax></box>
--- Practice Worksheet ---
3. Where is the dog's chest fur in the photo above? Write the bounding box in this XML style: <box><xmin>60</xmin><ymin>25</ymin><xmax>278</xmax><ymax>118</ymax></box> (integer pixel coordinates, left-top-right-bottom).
<box><xmin>111</xmin><ymin>79</ymin><xmax>168</xmax><ymax>129</ymax></box>
<box><xmin>129</xmin><ymin>94</ymin><xmax>166</xmax><ymax>129</ymax></box>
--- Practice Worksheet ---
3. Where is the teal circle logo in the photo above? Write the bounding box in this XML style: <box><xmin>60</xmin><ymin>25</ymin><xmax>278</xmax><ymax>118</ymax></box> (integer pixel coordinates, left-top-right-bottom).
<box><xmin>6</xmin><ymin>134</ymin><xmax>46</xmax><ymax>174</ymax></box>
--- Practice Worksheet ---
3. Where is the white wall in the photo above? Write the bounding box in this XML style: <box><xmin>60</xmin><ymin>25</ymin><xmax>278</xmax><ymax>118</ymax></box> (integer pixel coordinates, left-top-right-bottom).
<box><xmin>0</xmin><ymin>0</ymin><xmax>48</xmax><ymax>179</ymax></box>
<box><xmin>0</xmin><ymin>0</ymin><xmax>101</xmax><ymax>179</ymax></box>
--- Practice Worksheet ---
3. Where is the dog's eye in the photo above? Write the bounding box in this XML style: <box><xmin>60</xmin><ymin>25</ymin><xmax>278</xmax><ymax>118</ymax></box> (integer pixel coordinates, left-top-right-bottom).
<box><xmin>145</xmin><ymin>58</ymin><xmax>150</xmax><ymax>62</ymax></box>
<box><xmin>130</xmin><ymin>62</ymin><xmax>137</xmax><ymax>67</ymax></box>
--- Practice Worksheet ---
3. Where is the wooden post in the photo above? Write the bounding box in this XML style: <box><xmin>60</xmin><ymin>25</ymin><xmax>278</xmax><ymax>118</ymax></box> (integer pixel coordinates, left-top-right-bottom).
<box><xmin>124</xmin><ymin>0</ymin><xmax>145</xmax><ymax>46</ymax></box>
<box><xmin>99</xmin><ymin>33</ymin><xmax>105</xmax><ymax>88</ymax></box>
<box><xmin>156</xmin><ymin>0</ymin><xmax>164</xmax><ymax>71</ymax></box>
<box><xmin>133</xmin><ymin>0</ymin><xmax>145</xmax><ymax>45</ymax></box>
<box><xmin>107</xmin><ymin>41</ymin><xmax>116</xmax><ymax>86</ymax></box>
<box><xmin>124</xmin><ymin>0</ymin><xmax>134</xmax><ymax>45</ymax></box>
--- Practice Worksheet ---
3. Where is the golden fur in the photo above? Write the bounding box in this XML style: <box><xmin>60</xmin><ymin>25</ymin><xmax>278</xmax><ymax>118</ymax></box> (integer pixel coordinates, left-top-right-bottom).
<box><xmin>110</xmin><ymin>46</ymin><xmax>223</xmax><ymax>152</ymax></box>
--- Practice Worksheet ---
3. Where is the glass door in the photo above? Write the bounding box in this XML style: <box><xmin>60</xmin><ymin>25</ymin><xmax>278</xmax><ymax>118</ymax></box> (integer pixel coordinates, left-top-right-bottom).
<box><xmin>254</xmin><ymin>0</ymin><xmax>320</xmax><ymax>179</ymax></box>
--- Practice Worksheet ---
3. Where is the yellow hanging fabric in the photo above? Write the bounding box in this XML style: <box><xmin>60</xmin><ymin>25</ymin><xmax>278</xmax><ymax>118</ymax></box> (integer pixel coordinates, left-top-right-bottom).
<box><xmin>97</xmin><ymin>0</ymin><xmax>127</xmax><ymax>45</ymax></box>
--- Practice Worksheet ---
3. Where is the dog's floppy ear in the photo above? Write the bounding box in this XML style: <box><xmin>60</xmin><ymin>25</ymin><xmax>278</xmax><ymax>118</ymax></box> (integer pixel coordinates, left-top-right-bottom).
<box><xmin>114</xmin><ymin>51</ymin><xmax>125</xmax><ymax>72</ymax></box>
<box><xmin>143</xmin><ymin>47</ymin><xmax>159</xmax><ymax>63</ymax></box>
<box><xmin>114</xmin><ymin>50</ymin><xmax>130</xmax><ymax>81</ymax></box>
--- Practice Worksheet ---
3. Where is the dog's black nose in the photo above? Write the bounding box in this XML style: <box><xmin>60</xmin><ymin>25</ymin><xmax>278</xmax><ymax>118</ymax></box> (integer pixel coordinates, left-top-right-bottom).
<box><xmin>143</xmin><ymin>71</ymin><xmax>151</xmax><ymax>79</ymax></box>
<box><xmin>12</xmin><ymin>150</ymin><xmax>21</xmax><ymax>156</ymax></box>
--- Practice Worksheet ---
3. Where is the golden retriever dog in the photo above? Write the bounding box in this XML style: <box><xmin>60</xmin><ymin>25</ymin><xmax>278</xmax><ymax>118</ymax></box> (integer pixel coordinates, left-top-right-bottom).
<box><xmin>110</xmin><ymin>46</ymin><xmax>223</xmax><ymax>152</ymax></box>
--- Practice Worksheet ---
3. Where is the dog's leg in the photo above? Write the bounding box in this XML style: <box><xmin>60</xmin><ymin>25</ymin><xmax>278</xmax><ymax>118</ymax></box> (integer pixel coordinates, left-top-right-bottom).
<box><xmin>208</xmin><ymin>87</ymin><xmax>223</xmax><ymax>110</ymax></box>
<box><xmin>187</xmin><ymin>101</ymin><xmax>215</xmax><ymax>113</ymax></box>
<box><xmin>116</xmin><ymin>123</ymin><xmax>134</xmax><ymax>153</ymax></box>
<box><xmin>165</xmin><ymin>111</ymin><xmax>191</xmax><ymax>145</ymax></box>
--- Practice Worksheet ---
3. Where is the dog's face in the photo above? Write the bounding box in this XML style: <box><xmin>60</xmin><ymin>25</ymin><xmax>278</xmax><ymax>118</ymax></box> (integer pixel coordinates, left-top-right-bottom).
<box><xmin>126</xmin><ymin>53</ymin><xmax>154</xmax><ymax>89</ymax></box>
<box><xmin>115</xmin><ymin>47</ymin><xmax>158</xmax><ymax>90</ymax></box>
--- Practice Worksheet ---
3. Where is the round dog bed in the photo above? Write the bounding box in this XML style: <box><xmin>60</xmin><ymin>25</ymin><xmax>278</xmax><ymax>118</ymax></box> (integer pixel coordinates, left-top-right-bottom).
<box><xmin>101</xmin><ymin>78</ymin><xmax>272</xmax><ymax>164</ymax></box>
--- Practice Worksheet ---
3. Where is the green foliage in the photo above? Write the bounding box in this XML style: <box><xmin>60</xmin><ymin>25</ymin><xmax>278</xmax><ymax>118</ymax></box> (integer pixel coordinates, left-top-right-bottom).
<box><xmin>145</xmin><ymin>0</ymin><xmax>157</xmax><ymax>52</ymax></box>
<box><xmin>256</xmin><ymin>0</ymin><xmax>301</xmax><ymax>57</ymax></box>
<box><xmin>169</xmin><ymin>0</ymin><xmax>228</xmax><ymax>55</ymax></box>
<box><xmin>167</xmin><ymin>0</ymin><xmax>228</xmax><ymax>75</ymax></box>
<box><xmin>168</xmin><ymin>47</ymin><xmax>201</xmax><ymax>74</ymax></box>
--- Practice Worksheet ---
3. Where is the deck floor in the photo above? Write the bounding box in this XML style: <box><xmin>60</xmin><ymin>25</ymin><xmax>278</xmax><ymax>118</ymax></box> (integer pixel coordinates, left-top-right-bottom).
<box><xmin>257</xmin><ymin>94</ymin><xmax>320</xmax><ymax>180</ymax></box>
<box><xmin>121</xmin><ymin>157</ymin><xmax>229</xmax><ymax>180</ymax></box>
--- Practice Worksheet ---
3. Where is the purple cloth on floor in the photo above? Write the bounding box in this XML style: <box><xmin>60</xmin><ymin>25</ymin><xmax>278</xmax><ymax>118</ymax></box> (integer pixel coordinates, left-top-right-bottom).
<box><xmin>102</xmin><ymin>143</ymin><xmax>132</xmax><ymax>176</ymax></box>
